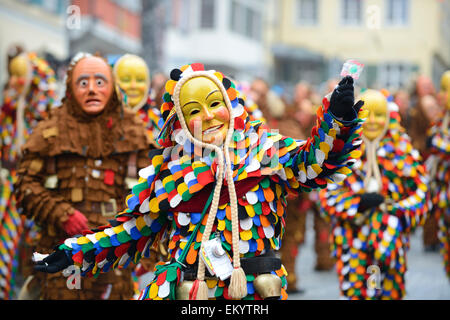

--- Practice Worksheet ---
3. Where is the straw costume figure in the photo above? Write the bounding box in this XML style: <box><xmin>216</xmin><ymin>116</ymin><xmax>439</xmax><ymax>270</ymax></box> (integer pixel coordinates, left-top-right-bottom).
<box><xmin>15</xmin><ymin>53</ymin><xmax>151</xmax><ymax>299</ymax></box>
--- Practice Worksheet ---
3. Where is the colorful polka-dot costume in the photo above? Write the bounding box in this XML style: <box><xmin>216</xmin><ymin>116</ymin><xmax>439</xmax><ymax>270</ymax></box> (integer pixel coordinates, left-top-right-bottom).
<box><xmin>56</xmin><ymin>63</ymin><xmax>366</xmax><ymax>300</ymax></box>
<box><xmin>427</xmin><ymin>112</ymin><xmax>450</xmax><ymax>279</ymax></box>
<box><xmin>0</xmin><ymin>52</ymin><xmax>56</xmax><ymax>299</ymax></box>
<box><xmin>319</xmin><ymin>101</ymin><xmax>429</xmax><ymax>300</ymax></box>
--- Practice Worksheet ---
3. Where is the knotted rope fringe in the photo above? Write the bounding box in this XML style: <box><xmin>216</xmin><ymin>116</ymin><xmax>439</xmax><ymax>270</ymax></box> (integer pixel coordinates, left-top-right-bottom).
<box><xmin>172</xmin><ymin>71</ymin><xmax>246</xmax><ymax>300</ymax></box>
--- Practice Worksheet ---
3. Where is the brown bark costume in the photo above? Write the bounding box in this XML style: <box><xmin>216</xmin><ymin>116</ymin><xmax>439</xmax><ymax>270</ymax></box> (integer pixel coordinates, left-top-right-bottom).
<box><xmin>407</xmin><ymin>101</ymin><xmax>440</xmax><ymax>250</ymax></box>
<box><xmin>15</xmin><ymin>76</ymin><xmax>151</xmax><ymax>299</ymax></box>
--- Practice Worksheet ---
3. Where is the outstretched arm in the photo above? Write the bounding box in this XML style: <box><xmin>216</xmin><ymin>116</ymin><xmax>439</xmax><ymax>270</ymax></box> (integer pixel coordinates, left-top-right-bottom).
<box><xmin>259</xmin><ymin>76</ymin><xmax>366</xmax><ymax>193</ymax></box>
<box><xmin>33</xmin><ymin>174</ymin><xmax>170</xmax><ymax>277</ymax></box>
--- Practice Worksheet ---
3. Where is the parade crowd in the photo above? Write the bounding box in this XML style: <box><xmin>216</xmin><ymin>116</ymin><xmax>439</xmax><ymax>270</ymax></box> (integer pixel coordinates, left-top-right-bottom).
<box><xmin>0</xmin><ymin>46</ymin><xmax>449</xmax><ymax>301</ymax></box>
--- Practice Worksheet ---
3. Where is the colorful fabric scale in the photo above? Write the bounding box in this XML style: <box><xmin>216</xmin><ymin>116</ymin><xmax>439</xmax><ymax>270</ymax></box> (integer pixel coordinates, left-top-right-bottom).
<box><xmin>137</xmin><ymin>94</ymin><xmax>162</xmax><ymax>143</ymax></box>
<box><xmin>0</xmin><ymin>52</ymin><xmax>56</xmax><ymax>299</ymax></box>
<box><xmin>319</xmin><ymin>107</ymin><xmax>429</xmax><ymax>300</ymax></box>
<box><xmin>57</xmin><ymin>63</ymin><xmax>365</xmax><ymax>300</ymax></box>
<box><xmin>427</xmin><ymin>113</ymin><xmax>450</xmax><ymax>278</ymax></box>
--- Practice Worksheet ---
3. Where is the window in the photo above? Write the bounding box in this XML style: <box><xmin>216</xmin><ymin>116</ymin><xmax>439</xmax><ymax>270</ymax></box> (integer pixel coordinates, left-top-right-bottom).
<box><xmin>171</xmin><ymin>0</ymin><xmax>191</xmax><ymax>33</ymax></box>
<box><xmin>200</xmin><ymin>0</ymin><xmax>215</xmax><ymax>29</ymax></box>
<box><xmin>341</xmin><ymin>0</ymin><xmax>362</xmax><ymax>25</ymax></box>
<box><xmin>245</xmin><ymin>7</ymin><xmax>253</xmax><ymax>38</ymax></box>
<box><xmin>229</xmin><ymin>1</ymin><xmax>262</xmax><ymax>41</ymax></box>
<box><xmin>386</xmin><ymin>0</ymin><xmax>409</xmax><ymax>26</ymax></box>
<box><xmin>297</xmin><ymin>0</ymin><xmax>318</xmax><ymax>25</ymax></box>
<box><xmin>378</xmin><ymin>63</ymin><xmax>411</xmax><ymax>90</ymax></box>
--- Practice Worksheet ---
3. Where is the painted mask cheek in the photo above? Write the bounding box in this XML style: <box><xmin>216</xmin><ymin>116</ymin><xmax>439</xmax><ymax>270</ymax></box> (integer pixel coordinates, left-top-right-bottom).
<box><xmin>213</xmin><ymin>106</ymin><xmax>230</xmax><ymax>123</ymax></box>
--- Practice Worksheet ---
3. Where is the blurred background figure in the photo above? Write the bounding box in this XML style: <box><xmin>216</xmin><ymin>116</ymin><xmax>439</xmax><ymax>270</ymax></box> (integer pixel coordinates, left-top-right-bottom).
<box><xmin>0</xmin><ymin>49</ymin><xmax>56</xmax><ymax>299</ymax></box>
<box><xmin>393</xmin><ymin>89</ymin><xmax>411</xmax><ymax>129</ymax></box>
<box><xmin>113</xmin><ymin>53</ymin><xmax>162</xmax><ymax>146</ymax></box>
<box><xmin>407</xmin><ymin>75</ymin><xmax>442</xmax><ymax>252</ymax></box>
<box><xmin>320</xmin><ymin>89</ymin><xmax>429</xmax><ymax>300</ymax></box>
<box><xmin>149</xmin><ymin>71</ymin><xmax>169</xmax><ymax>111</ymax></box>
<box><xmin>426</xmin><ymin>70</ymin><xmax>450</xmax><ymax>280</ymax></box>
<box><xmin>292</xmin><ymin>81</ymin><xmax>335</xmax><ymax>272</ymax></box>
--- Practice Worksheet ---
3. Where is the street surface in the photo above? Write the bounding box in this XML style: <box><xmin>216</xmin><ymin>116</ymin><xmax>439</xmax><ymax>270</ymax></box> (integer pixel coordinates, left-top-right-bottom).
<box><xmin>288</xmin><ymin>212</ymin><xmax>450</xmax><ymax>300</ymax></box>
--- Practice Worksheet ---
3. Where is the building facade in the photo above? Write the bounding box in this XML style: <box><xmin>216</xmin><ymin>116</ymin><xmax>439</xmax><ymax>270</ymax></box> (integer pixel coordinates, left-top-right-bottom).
<box><xmin>69</xmin><ymin>0</ymin><xmax>142</xmax><ymax>56</ymax></box>
<box><xmin>157</xmin><ymin>0</ymin><xmax>269</xmax><ymax>82</ymax></box>
<box><xmin>268</xmin><ymin>0</ymin><xmax>450</xmax><ymax>91</ymax></box>
<box><xmin>0</xmin><ymin>0</ymin><xmax>69</xmax><ymax>93</ymax></box>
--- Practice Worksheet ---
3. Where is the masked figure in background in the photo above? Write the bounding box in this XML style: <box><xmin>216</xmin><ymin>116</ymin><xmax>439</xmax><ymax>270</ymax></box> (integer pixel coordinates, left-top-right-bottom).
<box><xmin>114</xmin><ymin>54</ymin><xmax>162</xmax><ymax>145</ymax></box>
<box><xmin>249</xmin><ymin>78</ymin><xmax>307</xmax><ymax>293</ymax></box>
<box><xmin>14</xmin><ymin>53</ymin><xmax>151</xmax><ymax>300</ymax></box>
<box><xmin>292</xmin><ymin>82</ymin><xmax>335</xmax><ymax>273</ymax></box>
<box><xmin>320</xmin><ymin>89</ymin><xmax>429</xmax><ymax>299</ymax></box>
<box><xmin>34</xmin><ymin>63</ymin><xmax>365</xmax><ymax>301</ymax></box>
<box><xmin>427</xmin><ymin>70</ymin><xmax>450</xmax><ymax>279</ymax></box>
<box><xmin>0</xmin><ymin>52</ymin><xmax>56</xmax><ymax>299</ymax></box>
<box><xmin>113</xmin><ymin>54</ymin><xmax>167</xmax><ymax>296</ymax></box>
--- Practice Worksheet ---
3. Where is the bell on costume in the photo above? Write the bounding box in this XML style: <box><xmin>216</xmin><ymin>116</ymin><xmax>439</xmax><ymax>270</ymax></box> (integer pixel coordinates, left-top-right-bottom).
<box><xmin>253</xmin><ymin>273</ymin><xmax>282</xmax><ymax>300</ymax></box>
<box><xmin>175</xmin><ymin>280</ymin><xmax>195</xmax><ymax>300</ymax></box>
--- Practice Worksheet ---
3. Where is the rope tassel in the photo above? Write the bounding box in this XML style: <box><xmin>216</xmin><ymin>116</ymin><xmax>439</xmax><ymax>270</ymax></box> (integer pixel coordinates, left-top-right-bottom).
<box><xmin>228</xmin><ymin>267</ymin><xmax>247</xmax><ymax>299</ymax></box>
<box><xmin>189</xmin><ymin>279</ymin><xmax>209</xmax><ymax>300</ymax></box>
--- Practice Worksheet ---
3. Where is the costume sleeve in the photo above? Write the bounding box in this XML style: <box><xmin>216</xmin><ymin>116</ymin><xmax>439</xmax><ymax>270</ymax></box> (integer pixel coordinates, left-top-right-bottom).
<box><xmin>429</xmin><ymin>124</ymin><xmax>450</xmax><ymax>156</ymax></box>
<box><xmin>388</xmin><ymin>152</ymin><xmax>430</xmax><ymax>233</ymax></box>
<box><xmin>55</xmin><ymin>153</ymin><xmax>170</xmax><ymax>277</ymax></box>
<box><xmin>262</xmin><ymin>96</ymin><xmax>366</xmax><ymax>193</ymax></box>
<box><xmin>15</xmin><ymin>153</ymin><xmax>74</xmax><ymax>236</ymax></box>
<box><xmin>318</xmin><ymin>175</ymin><xmax>366</xmax><ymax>225</ymax></box>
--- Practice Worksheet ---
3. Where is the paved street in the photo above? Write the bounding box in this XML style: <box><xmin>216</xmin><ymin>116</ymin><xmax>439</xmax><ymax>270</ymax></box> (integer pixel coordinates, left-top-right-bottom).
<box><xmin>288</xmin><ymin>212</ymin><xmax>450</xmax><ymax>300</ymax></box>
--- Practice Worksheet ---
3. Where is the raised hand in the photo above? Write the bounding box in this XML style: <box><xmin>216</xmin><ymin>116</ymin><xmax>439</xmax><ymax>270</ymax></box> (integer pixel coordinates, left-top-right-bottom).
<box><xmin>329</xmin><ymin>76</ymin><xmax>364</xmax><ymax>121</ymax></box>
<box><xmin>358</xmin><ymin>192</ymin><xmax>385</xmax><ymax>212</ymax></box>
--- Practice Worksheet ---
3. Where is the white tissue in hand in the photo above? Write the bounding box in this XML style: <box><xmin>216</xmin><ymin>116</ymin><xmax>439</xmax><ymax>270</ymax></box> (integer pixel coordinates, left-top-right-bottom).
<box><xmin>32</xmin><ymin>252</ymin><xmax>49</xmax><ymax>262</ymax></box>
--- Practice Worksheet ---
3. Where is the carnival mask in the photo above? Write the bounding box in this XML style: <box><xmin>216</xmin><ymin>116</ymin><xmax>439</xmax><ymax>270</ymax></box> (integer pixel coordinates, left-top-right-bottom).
<box><xmin>440</xmin><ymin>70</ymin><xmax>450</xmax><ymax>111</ymax></box>
<box><xmin>114</xmin><ymin>55</ymin><xmax>150</xmax><ymax>110</ymax></box>
<box><xmin>180</xmin><ymin>76</ymin><xmax>230</xmax><ymax>145</ymax></box>
<box><xmin>359</xmin><ymin>90</ymin><xmax>388</xmax><ymax>141</ymax></box>
<box><xmin>8</xmin><ymin>54</ymin><xmax>29</xmax><ymax>95</ymax></box>
<box><xmin>71</xmin><ymin>56</ymin><xmax>113</xmax><ymax>115</ymax></box>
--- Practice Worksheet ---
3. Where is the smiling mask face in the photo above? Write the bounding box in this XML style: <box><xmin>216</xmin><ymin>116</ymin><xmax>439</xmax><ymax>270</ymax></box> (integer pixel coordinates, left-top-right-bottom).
<box><xmin>71</xmin><ymin>56</ymin><xmax>113</xmax><ymax>116</ymax></box>
<box><xmin>359</xmin><ymin>90</ymin><xmax>388</xmax><ymax>141</ymax></box>
<box><xmin>180</xmin><ymin>76</ymin><xmax>230</xmax><ymax>146</ymax></box>
<box><xmin>441</xmin><ymin>71</ymin><xmax>450</xmax><ymax>111</ymax></box>
<box><xmin>115</xmin><ymin>55</ymin><xmax>149</xmax><ymax>108</ymax></box>
<box><xmin>8</xmin><ymin>55</ymin><xmax>29</xmax><ymax>95</ymax></box>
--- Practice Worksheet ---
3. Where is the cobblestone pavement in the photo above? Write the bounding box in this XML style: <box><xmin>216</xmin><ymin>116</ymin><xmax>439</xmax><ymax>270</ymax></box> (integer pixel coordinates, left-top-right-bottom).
<box><xmin>287</xmin><ymin>212</ymin><xmax>450</xmax><ymax>300</ymax></box>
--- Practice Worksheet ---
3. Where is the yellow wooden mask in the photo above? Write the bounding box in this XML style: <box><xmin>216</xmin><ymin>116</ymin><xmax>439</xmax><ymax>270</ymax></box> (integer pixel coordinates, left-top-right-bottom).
<box><xmin>179</xmin><ymin>76</ymin><xmax>230</xmax><ymax>146</ymax></box>
<box><xmin>359</xmin><ymin>90</ymin><xmax>389</xmax><ymax>141</ymax></box>
<box><xmin>114</xmin><ymin>54</ymin><xmax>150</xmax><ymax>110</ymax></box>
<box><xmin>8</xmin><ymin>54</ymin><xmax>30</xmax><ymax>95</ymax></box>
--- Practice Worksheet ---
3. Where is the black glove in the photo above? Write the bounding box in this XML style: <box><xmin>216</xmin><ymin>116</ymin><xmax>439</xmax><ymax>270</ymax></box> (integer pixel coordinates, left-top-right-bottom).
<box><xmin>329</xmin><ymin>76</ymin><xmax>364</xmax><ymax>121</ymax></box>
<box><xmin>34</xmin><ymin>250</ymin><xmax>73</xmax><ymax>274</ymax></box>
<box><xmin>358</xmin><ymin>192</ymin><xmax>385</xmax><ymax>212</ymax></box>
